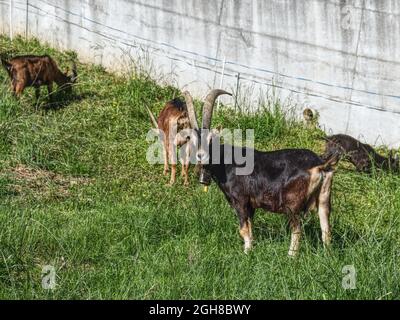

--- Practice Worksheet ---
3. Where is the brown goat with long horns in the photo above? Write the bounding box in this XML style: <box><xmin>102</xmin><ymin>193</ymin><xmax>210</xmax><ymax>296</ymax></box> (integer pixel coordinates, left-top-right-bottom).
<box><xmin>1</xmin><ymin>54</ymin><xmax>77</xmax><ymax>100</ymax></box>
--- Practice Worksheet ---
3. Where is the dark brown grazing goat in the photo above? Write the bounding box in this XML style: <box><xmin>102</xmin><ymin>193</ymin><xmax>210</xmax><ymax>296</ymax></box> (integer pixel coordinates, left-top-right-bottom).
<box><xmin>146</xmin><ymin>97</ymin><xmax>193</xmax><ymax>186</ymax></box>
<box><xmin>1</xmin><ymin>54</ymin><xmax>77</xmax><ymax>100</ymax></box>
<box><xmin>321</xmin><ymin>134</ymin><xmax>399</xmax><ymax>172</ymax></box>
<box><xmin>183</xmin><ymin>89</ymin><xmax>339</xmax><ymax>256</ymax></box>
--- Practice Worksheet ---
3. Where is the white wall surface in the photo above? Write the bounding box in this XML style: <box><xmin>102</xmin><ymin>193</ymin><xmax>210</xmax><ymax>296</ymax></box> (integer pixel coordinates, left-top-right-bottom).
<box><xmin>1</xmin><ymin>0</ymin><xmax>400</xmax><ymax>146</ymax></box>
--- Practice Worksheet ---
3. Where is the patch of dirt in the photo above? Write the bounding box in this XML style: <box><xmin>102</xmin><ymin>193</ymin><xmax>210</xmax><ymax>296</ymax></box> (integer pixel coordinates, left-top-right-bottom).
<box><xmin>1</xmin><ymin>164</ymin><xmax>93</xmax><ymax>199</ymax></box>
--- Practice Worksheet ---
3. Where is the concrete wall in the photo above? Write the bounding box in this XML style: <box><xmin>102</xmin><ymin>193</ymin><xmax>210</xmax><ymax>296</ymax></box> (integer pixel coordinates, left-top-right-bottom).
<box><xmin>1</xmin><ymin>0</ymin><xmax>400</xmax><ymax>147</ymax></box>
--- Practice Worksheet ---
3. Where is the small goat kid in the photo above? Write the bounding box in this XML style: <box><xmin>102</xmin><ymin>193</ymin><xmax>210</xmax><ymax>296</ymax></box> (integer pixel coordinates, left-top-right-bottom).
<box><xmin>183</xmin><ymin>89</ymin><xmax>339</xmax><ymax>256</ymax></box>
<box><xmin>321</xmin><ymin>134</ymin><xmax>399</xmax><ymax>173</ymax></box>
<box><xmin>146</xmin><ymin>98</ymin><xmax>193</xmax><ymax>186</ymax></box>
<box><xmin>1</xmin><ymin>54</ymin><xmax>77</xmax><ymax>100</ymax></box>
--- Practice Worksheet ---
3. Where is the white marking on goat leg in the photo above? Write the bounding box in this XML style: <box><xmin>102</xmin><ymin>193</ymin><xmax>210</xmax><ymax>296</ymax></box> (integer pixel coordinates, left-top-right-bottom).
<box><xmin>244</xmin><ymin>237</ymin><xmax>251</xmax><ymax>253</ymax></box>
<box><xmin>168</xmin><ymin>139</ymin><xmax>177</xmax><ymax>185</ymax></box>
<box><xmin>181</xmin><ymin>142</ymin><xmax>190</xmax><ymax>185</ymax></box>
<box><xmin>239</xmin><ymin>220</ymin><xmax>253</xmax><ymax>254</ymax></box>
<box><xmin>318</xmin><ymin>171</ymin><xmax>333</xmax><ymax>246</ymax></box>
<box><xmin>245</xmin><ymin>219</ymin><xmax>253</xmax><ymax>253</ymax></box>
<box><xmin>288</xmin><ymin>219</ymin><xmax>301</xmax><ymax>257</ymax></box>
<box><xmin>307</xmin><ymin>167</ymin><xmax>324</xmax><ymax>198</ymax></box>
<box><xmin>162</xmin><ymin>141</ymin><xmax>169</xmax><ymax>176</ymax></box>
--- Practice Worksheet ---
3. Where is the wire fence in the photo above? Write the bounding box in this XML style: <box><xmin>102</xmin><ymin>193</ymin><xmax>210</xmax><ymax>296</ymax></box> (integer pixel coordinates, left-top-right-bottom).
<box><xmin>1</xmin><ymin>0</ymin><xmax>400</xmax><ymax>146</ymax></box>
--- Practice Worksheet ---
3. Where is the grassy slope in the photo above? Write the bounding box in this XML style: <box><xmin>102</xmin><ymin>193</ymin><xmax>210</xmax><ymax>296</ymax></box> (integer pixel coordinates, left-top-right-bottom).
<box><xmin>0</xmin><ymin>36</ymin><xmax>399</xmax><ymax>299</ymax></box>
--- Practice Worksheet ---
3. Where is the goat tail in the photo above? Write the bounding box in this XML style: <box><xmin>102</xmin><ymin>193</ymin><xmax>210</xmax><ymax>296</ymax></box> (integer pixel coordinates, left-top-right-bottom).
<box><xmin>144</xmin><ymin>104</ymin><xmax>158</xmax><ymax>129</ymax></box>
<box><xmin>0</xmin><ymin>56</ymin><xmax>12</xmax><ymax>75</ymax></box>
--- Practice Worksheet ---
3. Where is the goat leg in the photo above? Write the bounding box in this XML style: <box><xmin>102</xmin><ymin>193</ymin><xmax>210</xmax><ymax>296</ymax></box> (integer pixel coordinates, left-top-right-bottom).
<box><xmin>182</xmin><ymin>163</ymin><xmax>189</xmax><ymax>186</ymax></box>
<box><xmin>168</xmin><ymin>142</ymin><xmax>177</xmax><ymax>185</ymax></box>
<box><xmin>181</xmin><ymin>143</ymin><xmax>190</xmax><ymax>186</ymax></box>
<box><xmin>13</xmin><ymin>82</ymin><xmax>24</xmax><ymax>97</ymax></box>
<box><xmin>162</xmin><ymin>141</ymin><xmax>169</xmax><ymax>176</ymax></box>
<box><xmin>35</xmin><ymin>87</ymin><xmax>40</xmax><ymax>101</ymax></box>
<box><xmin>235</xmin><ymin>203</ymin><xmax>254</xmax><ymax>253</ymax></box>
<box><xmin>10</xmin><ymin>82</ymin><xmax>16</xmax><ymax>96</ymax></box>
<box><xmin>317</xmin><ymin>171</ymin><xmax>333</xmax><ymax>246</ymax></box>
<box><xmin>239</xmin><ymin>217</ymin><xmax>253</xmax><ymax>254</ymax></box>
<box><xmin>47</xmin><ymin>83</ymin><xmax>53</xmax><ymax>102</ymax></box>
<box><xmin>288</xmin><ymin>216</ymin><xmax>301</xmax><ymax>257</ymax></box>
<box><xmin>169</xmin><ymin>164</ymin><xmax>177</xmax><ymax>185</ymax></box>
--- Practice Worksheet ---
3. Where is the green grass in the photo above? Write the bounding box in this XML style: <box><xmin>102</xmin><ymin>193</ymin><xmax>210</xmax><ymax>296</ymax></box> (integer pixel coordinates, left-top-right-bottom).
<box><xmin>0</xmin><ymin>35</ymin><xmax>400</xmax><ymax>300</ymax></box>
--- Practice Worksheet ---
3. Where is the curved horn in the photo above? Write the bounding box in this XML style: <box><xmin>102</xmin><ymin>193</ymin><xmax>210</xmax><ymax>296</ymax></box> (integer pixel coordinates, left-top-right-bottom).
<box><xmin>145</xmin><ymin>105</ymin><xmax>158</xmax><ymax>128</ymax></box>
<box><xmin>183</xmin><ymin>91</ymin><xmax>199</xmax><ymax>130</ymax></box>
<box><xmin>202</xmin><ymin>89</ymin><xmax>232</xmax><ymax>129</ymax></box>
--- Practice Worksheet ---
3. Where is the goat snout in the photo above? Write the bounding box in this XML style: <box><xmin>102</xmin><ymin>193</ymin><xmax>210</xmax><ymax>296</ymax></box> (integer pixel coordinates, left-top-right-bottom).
<box><xmin>196</xmin><ymin>149</ymin><xmax>209</xmax><ymax>164</ymax></box>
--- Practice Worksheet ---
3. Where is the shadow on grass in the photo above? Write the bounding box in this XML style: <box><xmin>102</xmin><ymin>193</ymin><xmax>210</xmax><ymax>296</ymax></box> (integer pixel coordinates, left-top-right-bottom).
<box><xmin>40</xmin><ymin>91</ymin><xmax>99</xmax><ymax>111</ymax></box>
<box><xmin>1</xmin><ymin>87</ymin><xmax>99</xmax><ymax>112</ymax></box>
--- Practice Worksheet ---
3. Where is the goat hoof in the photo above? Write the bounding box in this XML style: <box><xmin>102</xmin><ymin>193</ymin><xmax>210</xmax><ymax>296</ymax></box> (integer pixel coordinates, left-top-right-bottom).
<box><xmin>323</xmin><ymin>237</ymin><xmax>332</xmax><ymax>247</ymax></box>
<box><xmin>288</xmin><ymin>250</ymin><xmax>298</xmax><ymax>257</ymax></box>
<box><xmin>243</xmin><ymin>247</ymin><xmax>252</xmax><ymax>254</ymax></box>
